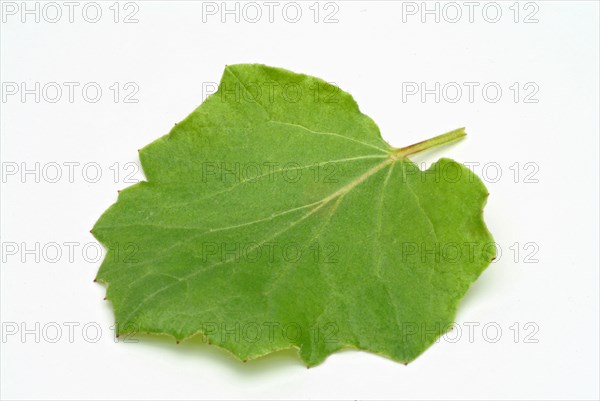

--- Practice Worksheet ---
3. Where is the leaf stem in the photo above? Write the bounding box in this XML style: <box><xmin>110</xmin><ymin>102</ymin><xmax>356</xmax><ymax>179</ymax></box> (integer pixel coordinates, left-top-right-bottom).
<box><xmin>393</xmin><ymin>128</ymin><xmax>466</xmax><ymax>158</ymax></box>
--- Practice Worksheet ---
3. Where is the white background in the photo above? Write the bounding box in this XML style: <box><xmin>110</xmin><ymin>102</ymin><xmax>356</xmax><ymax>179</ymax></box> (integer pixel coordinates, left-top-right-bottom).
<box><xmin>1</xmin><ymin>1</ymin><xmax>599</xmax><ymax>400</ymax></box>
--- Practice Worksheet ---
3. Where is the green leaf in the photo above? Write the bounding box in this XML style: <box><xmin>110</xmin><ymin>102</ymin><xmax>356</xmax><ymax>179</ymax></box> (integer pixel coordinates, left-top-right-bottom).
<box><xmin>92</xmin><ymin>64</ymin><xmax>496</xmax><ymax>366</ymax></box>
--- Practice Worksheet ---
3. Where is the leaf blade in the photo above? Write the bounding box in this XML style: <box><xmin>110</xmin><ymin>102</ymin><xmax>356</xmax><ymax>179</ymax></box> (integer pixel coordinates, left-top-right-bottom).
<box><xmin>92</xmin><ymin>64</ymin><xmax>495</xmax><ymax>366</ymax></box>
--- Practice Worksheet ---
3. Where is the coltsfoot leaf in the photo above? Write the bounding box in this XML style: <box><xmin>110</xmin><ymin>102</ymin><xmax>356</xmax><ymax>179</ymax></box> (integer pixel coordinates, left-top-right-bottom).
<box><xmin>92</xmin><ymin>64</ymin><xmax>496</xmax><ymax>366</ymax></box>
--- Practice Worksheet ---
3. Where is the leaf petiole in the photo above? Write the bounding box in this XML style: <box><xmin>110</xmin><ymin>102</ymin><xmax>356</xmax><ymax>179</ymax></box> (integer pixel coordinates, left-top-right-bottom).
<box><xmin>393</xmin><ymin>127</ymin><xmax>466</xmax><ymax>158</ymax></box>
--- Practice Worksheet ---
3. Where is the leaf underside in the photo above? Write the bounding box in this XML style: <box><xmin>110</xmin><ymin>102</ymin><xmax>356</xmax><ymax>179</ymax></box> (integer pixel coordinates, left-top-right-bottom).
<box><xmin>92</xmin><ymin>64</ymin><xmax>495</xmax><ymax>367</ymax></box>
